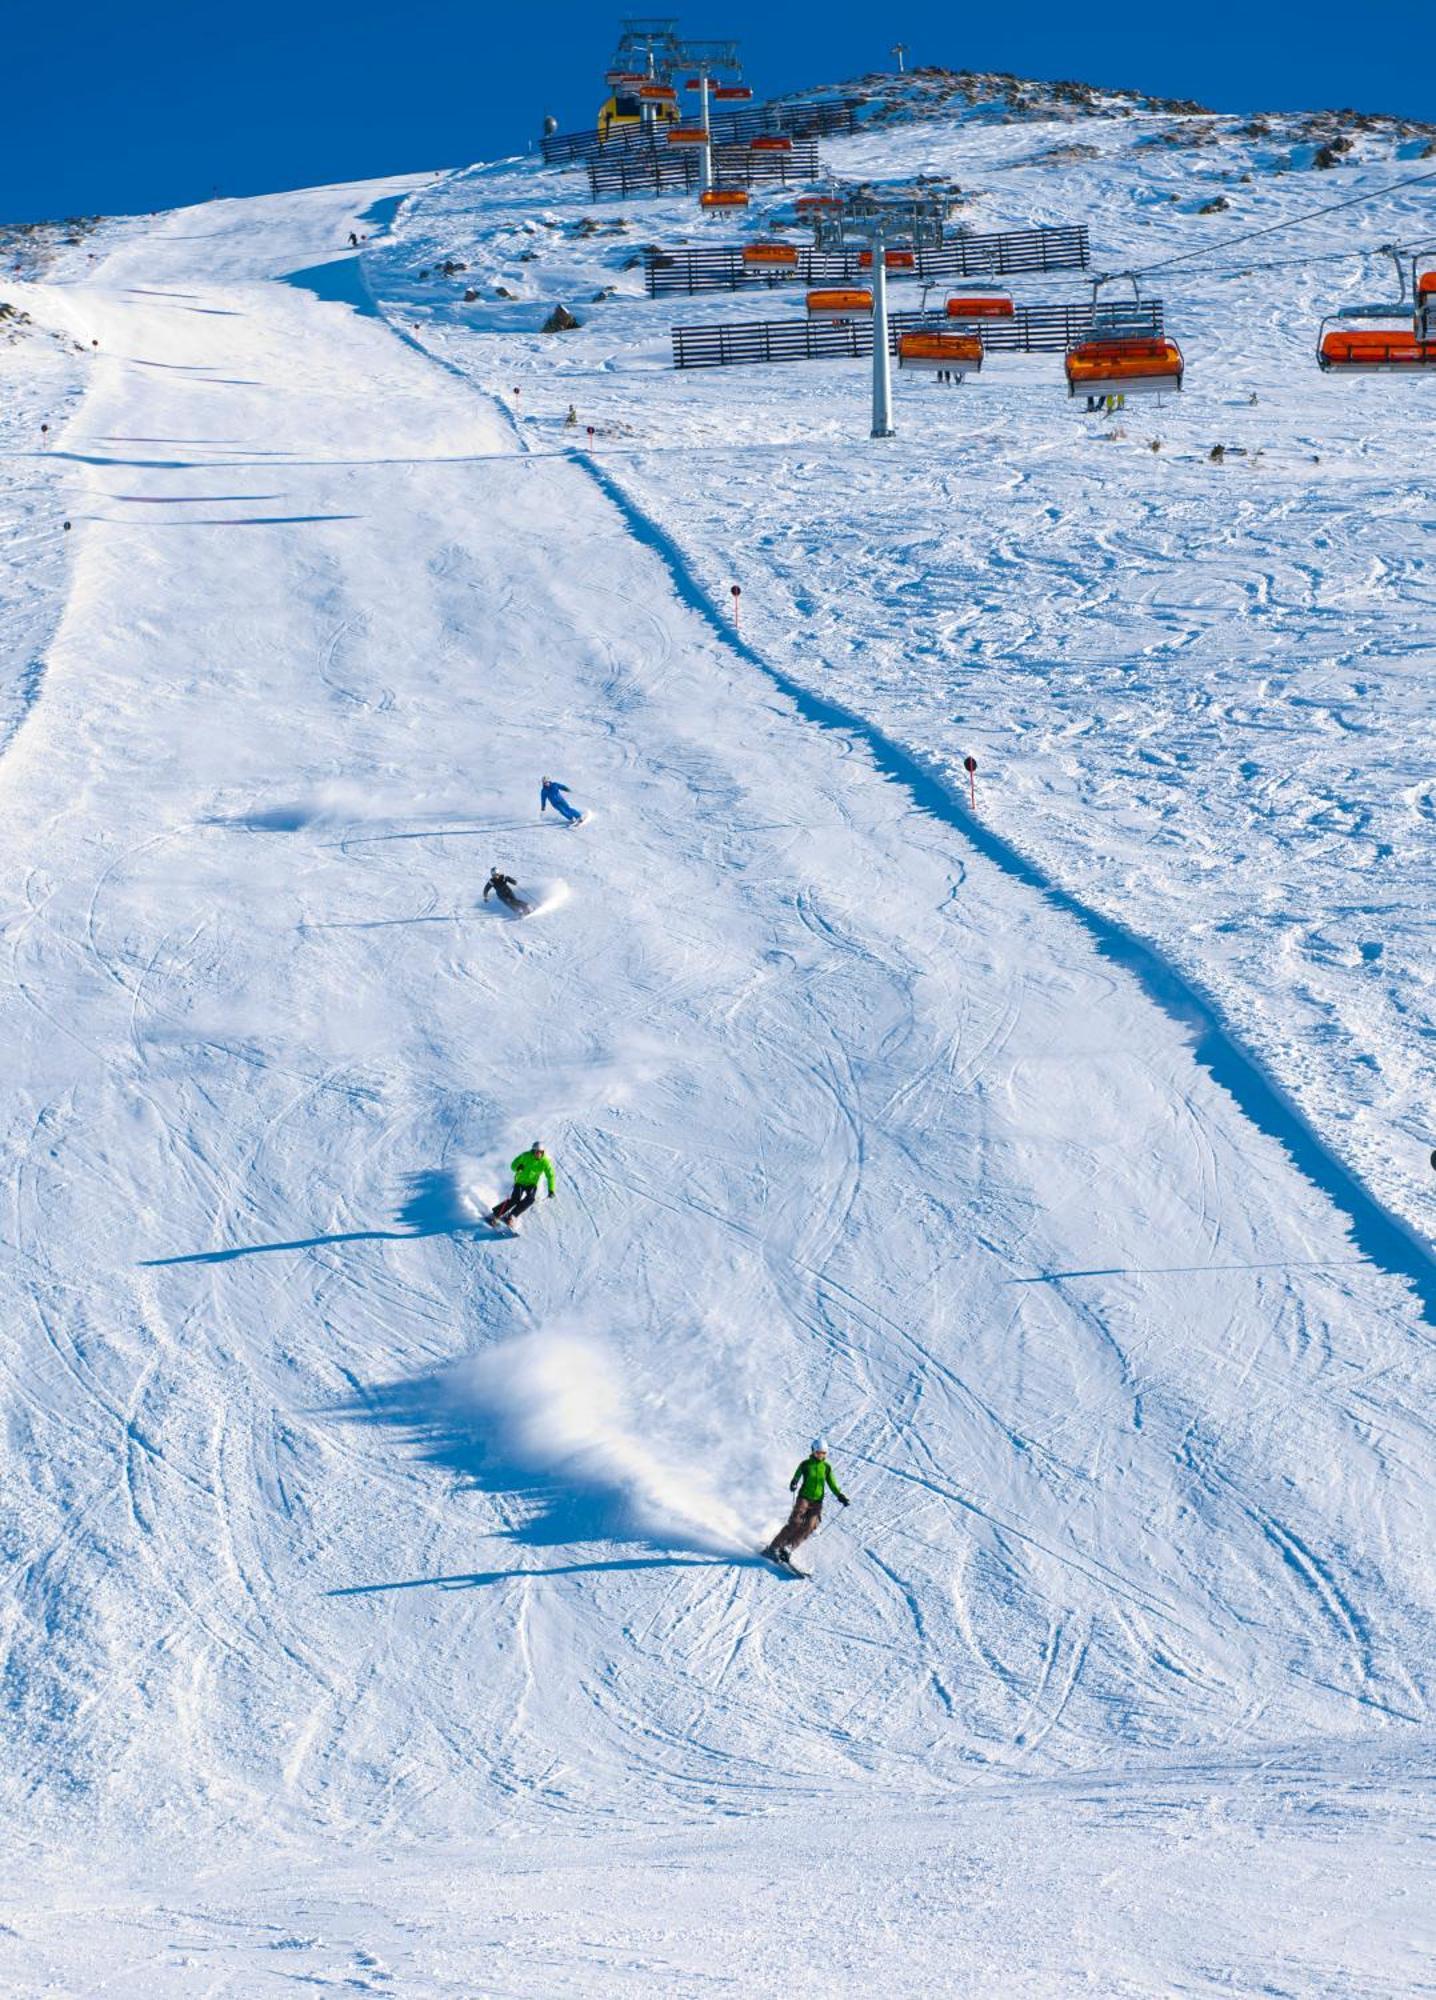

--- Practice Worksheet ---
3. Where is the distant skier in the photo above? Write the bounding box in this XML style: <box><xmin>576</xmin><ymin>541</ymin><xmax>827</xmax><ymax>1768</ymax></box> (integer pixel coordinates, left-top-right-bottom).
<box><xmin>348</xmin><ymin>231</ymin><xmax>359</xmax><ymax>248</ymax></box>
<box><xmin>765</xmin><ymin>1440</ymin><xmax>848</xmax><ymax>1566</ymax></box>
<box><xmin>540</xmin><ymin>775</ymin><xmax>584</xmax><ymax>826</ymax></box>
<box><xmin>483</xmin><ymin>867</ymin><xmax>533</xmax><ymax>916</ymax></box>
<box><xmin>490</xmin><ymin>1142</ymin><xmax>556</xmax><ymax>1227</ymax></box>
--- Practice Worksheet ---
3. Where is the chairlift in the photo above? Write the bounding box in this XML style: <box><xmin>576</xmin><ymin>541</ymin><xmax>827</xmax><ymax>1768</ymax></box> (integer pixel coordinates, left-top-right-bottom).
<box><xmin>700</xmin><ymin>188</ymin><xmax>749</xmax><ymax>209</ymax></box>
<box><xmin>741</xmin><ymin>241</ymin><xmax>799</xmax><ymax>267</ymax></box>
<box><xmin>639</xmin><ymin>82</ymin><xmax>679</xmax><ymax>102</ymax></box>
<box><xmin>748</xmin><ymin>135</ymin><xmax>793</xmax><ymax>152</ymax></box>
<box><xmin>898</xmin><ymin>332</ymin><xmax>984</xmax><ymax>379</ymax></box>
<box><xmin>945</xmin><ymin>293</ymin><xmax>1015</xmax><ymax>321</ymax></box>
<box><xmin>713</xmin><ymin>84</ymin><xmax>753</xmax><ymax>100</ymax></box>
<box><xmin>806</xmin><ymin>287</ymin><xmax>873</xmax><ymax>319</ymax></box>
<box><xmin>666</xmin><ymin>126</ymin><xmax>712</xmax><ymax>145</ymax></box>
<box><xmin>1068</xmin><ymin>274</ymin><xmax>1183</xmax><ymax>402</ymax></box>
<box><xmin>1314</xmin><ymin>245</ymin><xmax>1436</xmax><ymax>373</ymax></box>
<box><xmin>1317</xmin><ymin>324</ymin><xmax>1436</xmax><ymax>372</ymax></box>
<box><xmin>1066</xmin><ymin>336</ymin><xmax>1184</xmax><ymax>400</ymax></box>
<box><xmin>857</xmin><ymin>249</ymin><xmax>917</xmax><ymax>271</ymax></box>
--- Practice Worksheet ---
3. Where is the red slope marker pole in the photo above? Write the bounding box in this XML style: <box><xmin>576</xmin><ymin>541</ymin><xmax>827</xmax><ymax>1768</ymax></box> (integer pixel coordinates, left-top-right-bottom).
<box><xmin>964</xmin><ymin>754</ymin><xmax>977</xmax><ymax>810</ymax></box>
<box><xmin>730</xmin><ymin>583</ymin><xmax>742</xmax><ymax>632</ymax></box>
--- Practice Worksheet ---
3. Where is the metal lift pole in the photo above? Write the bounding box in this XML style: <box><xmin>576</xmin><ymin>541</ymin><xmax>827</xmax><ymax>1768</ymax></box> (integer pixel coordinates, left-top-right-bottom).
<box><xmin>699</xmin><ymin>73</ymin><xmax>713</xmax><ymax>193</ymax></box>
<box><xmin>871</xmin><ymin>222</ymin><xmax>895</xmax><ymax>437</ymax></box>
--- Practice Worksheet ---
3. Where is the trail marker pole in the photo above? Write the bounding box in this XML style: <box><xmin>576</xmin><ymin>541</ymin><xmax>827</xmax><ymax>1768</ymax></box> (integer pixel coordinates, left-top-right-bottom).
<box><xmin>730</xmin><ymin>583</ymin><xmax>742</xmax><ymax>630</ymax></box>
<box><xmin>964</xmin><ymin>754</ymin><xmax>977</xmax><ymax>809</ymax></box>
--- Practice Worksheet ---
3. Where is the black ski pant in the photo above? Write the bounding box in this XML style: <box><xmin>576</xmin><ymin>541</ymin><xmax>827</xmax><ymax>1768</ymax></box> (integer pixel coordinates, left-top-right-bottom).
<box><xmin>492</xmin><ymin>1183</ymin><xmax>538</xmax><ymax>1223</ymax></box>
<box><xmin>774</xmin><ymin>1496</ymin><xmax>822</xmax><ymax>1557</ymax></box>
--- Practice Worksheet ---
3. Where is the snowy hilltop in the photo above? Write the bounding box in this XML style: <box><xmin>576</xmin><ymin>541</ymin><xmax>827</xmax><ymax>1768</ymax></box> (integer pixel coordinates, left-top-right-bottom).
<box><xmin>1</xmin><ymin>57</ymin><xmax>1434</xmax><ymax>1998</ymax></box>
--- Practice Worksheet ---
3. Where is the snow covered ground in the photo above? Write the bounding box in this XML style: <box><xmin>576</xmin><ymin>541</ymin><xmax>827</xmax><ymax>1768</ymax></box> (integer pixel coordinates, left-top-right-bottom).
<box><xmin>384</xmin><ymin>99</ymin><xmax>1436</xmax><ymax>1252</ymax></box>
<box><xmin>2</xmin><ymin>82</ymin><xmax>1435</xmax><ymax>1997</ymax></box>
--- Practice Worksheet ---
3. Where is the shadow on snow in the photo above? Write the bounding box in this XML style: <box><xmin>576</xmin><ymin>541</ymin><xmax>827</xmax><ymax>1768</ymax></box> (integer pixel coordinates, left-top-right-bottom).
<box><xmin>140</xmin><ymin>1165</ymin><xmax>501</xmax><ymax>1265</ymax></box>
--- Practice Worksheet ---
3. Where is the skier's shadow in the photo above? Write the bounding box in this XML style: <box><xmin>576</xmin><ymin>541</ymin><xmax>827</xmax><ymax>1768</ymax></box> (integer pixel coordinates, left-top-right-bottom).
<box><xmin>325</xmin><ymin>1365</ymin><xmax>737</xmax><ymax>1568</ymax></box>
<box><xmin>328</xmin><ymin>1555</ymin><xmax>732</xmax><ymax>1596</ymax></box>
<box><xmin>141</xmin><ymin>1166</ymin><xmax>505</xmax><ymax>1266</ymax></box>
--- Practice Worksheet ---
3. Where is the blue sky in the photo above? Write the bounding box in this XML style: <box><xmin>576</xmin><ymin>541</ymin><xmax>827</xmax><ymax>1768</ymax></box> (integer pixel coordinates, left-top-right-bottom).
<box><xmin>4</xmin><ymin>0</ymin><xmax>1434</xmax><ymax>222</ymax></box>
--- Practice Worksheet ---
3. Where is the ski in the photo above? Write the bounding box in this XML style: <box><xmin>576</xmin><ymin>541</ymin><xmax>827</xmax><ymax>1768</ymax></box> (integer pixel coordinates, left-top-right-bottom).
<box><xmin>758</xmin><ymin>1548</ymin><xmax>809</xmax><ymax>1580</ymax></box>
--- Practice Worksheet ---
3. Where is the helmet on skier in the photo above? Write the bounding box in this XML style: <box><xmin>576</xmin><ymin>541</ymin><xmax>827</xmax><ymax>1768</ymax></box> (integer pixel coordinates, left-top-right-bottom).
<box><xmin>810</xmin><ymin>1438</ymin><xmax>828</xmax><ymax>1457</ymax></box>
<box><xmin>532</xmin><ymin>1140</ymin><xmax>546</xmax><ymax>1154</ymax></box>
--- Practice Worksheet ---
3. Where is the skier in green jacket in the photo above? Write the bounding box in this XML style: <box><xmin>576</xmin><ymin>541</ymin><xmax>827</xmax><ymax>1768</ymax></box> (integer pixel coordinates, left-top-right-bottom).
<box><xmin>491</xmin><ymin>1143</ymin><xmax>556</xmax><ymax>1227</ymax></box>
<box><xmin>765</xmin><ymin>1440</ymin><xmax>848</xmax><ymax>1565</ymax></box>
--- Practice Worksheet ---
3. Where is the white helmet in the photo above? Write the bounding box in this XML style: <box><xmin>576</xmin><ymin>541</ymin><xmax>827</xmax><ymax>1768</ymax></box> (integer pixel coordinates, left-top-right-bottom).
<box><xmin>810</xmin><ymin>1438</ymin><xmax>828</xmax><ymax>1457</ymax></box>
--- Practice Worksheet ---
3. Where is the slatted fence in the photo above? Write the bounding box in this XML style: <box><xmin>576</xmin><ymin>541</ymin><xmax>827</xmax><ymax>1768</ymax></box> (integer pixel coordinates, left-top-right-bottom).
<box><xmin>542</xmin><ymin>99</ymin><xmax>857</xmax><ymax>166</ymax></box>
<box><xmin>670</xmin><ymin>299</ymin><xmax>1164</xmax><ymax>369</ymax></box>
<box><xmin>645</xmin><ymin>224</ymin><xmax>1091</xmax><ymax>296</ymax></box>
<box><xmin>588</xmin><ymin>141</ymin><xmax>821</xmax><ymax>200</ymax></box>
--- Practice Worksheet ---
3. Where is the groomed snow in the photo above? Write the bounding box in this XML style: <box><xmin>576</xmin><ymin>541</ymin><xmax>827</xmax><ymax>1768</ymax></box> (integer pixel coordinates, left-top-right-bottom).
<box><xmin>1</xmin><ymin>92</ymin><xmax>1434</xmax><ymax>1997</ymax></box>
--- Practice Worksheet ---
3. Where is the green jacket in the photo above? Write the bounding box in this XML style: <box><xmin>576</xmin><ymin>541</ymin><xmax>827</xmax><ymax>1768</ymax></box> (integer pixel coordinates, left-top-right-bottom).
<box><xmin>791</xmin><ymin>1455</ymin><xmax>845</xmax><ymax>1505</ymax></box>
<box><xmin>510</xmin><ymin>1149</ymin><xmax>555</xmax><ymax>1195</ymax></box>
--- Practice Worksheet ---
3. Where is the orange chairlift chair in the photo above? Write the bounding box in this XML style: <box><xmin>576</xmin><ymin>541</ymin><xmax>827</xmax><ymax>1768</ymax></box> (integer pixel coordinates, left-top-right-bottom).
<box><xmin>898</xmin><ymin>331</ymin><xmax>984</xmax><ymax>381</ymax></box>
<box><xmin>806</xmin><ymin>287</ymin><xmax>873</xmax><ymax>320</ymax></box>
<box><xmin>1317</xmin><ymin>249</ymin><xmax>1436</xmax><ymax>373</ymax></box>
<box><xmin>1066</xmin><ymin>335</ymin><xmax>1184</xmax><ymax>400</ymax></box>
<box><xmin>945</xmin><ymin>292</ymin><xmax>1015</xmax><ymax>323</ymax></box>
<box><xmin>1066</xmin><ymin>281</ymin><xmax>1182</xmax><ymax>403</ymax></box>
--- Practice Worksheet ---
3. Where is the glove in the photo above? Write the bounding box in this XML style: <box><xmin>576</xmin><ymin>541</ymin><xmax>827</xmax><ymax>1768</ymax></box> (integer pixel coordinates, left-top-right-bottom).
<box><xmin>838</xmin><ymin>1495</ymin><xmax>850</xmax><ymax>1507</ymax></box>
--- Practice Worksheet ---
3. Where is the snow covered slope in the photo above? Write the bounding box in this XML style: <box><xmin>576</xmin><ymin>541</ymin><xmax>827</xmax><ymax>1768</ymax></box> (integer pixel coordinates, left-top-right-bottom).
<box><xmin>1</xmin><ymin>84</ymin><xmax>1435</xmax><ymax>1997</ymax></box>
<box><xmin>385</xmin><ymin>91</ymin><xmax>1436</xmax><ymax>1252</ymax></box>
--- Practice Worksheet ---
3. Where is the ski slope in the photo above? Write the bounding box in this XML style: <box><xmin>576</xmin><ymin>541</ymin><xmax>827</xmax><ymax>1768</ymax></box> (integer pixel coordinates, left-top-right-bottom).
<box><xmin>1</xmin><ymin>93</ymin><xmax>1435</xmax><ymax>1997</ymax></box>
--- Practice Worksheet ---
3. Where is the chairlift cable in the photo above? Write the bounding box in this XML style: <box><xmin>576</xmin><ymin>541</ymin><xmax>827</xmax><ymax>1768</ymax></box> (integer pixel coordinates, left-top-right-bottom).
<box><xmin>1097</xmin><ymin>163</ymin><xmax>1436</xmax><ymax>288</ymax></box>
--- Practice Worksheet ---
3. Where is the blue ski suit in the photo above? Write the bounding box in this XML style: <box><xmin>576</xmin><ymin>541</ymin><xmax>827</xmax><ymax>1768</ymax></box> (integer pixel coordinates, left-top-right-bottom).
<box><xmin>540</xmin><ymin>778</ymin><xmax>582</xmax><ymax>824</ymax></box>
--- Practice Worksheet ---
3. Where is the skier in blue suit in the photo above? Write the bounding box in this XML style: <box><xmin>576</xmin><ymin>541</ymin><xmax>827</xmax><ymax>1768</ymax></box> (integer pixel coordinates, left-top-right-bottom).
<box><xmin>540</xmin><ymin>775</ymin><xmax>584</xmax><ymax>826</ymax></box>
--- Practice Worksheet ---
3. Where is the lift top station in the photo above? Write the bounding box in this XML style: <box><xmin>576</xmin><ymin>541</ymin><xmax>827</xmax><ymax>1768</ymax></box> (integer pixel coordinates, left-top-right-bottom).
<box><xmin>598</xmin><ymin>19</ymin><xmax>743</xmax><ymax>141</ymax></box>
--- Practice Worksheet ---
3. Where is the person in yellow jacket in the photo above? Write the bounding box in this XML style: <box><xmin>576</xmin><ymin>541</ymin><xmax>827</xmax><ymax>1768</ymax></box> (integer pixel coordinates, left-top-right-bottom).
<box><xmin>491</xmin><ymin>1143</ymin><xmax>555</xmax><ymax>1227</ymax></box>
<box><xmin>765</xmin><ymin>1441</ymin><xmax>848</xmax><ymax>1565</ymax></box>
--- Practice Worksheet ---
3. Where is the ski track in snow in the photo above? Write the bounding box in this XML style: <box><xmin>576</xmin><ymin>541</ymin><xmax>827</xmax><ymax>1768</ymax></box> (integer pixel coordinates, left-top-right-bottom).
<box><xmin>1</xmin><ymin>106</ymin><xmax>1435</xmax><ymax>1997</ymax></box>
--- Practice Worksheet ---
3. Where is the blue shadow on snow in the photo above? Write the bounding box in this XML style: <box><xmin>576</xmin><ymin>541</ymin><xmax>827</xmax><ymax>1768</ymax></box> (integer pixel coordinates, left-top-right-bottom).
<box><xmin>141</xmin><ymin>1166</ymin><xmax>500</xmax><ymax>1266</ymax></box>
<box><xmin>575</xmin><ymin>452</ymin><xmax>1436</xmax><ymax>1331</ymax></box>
